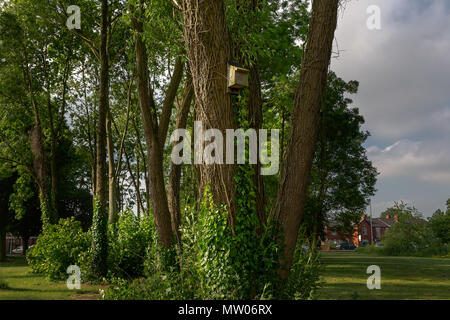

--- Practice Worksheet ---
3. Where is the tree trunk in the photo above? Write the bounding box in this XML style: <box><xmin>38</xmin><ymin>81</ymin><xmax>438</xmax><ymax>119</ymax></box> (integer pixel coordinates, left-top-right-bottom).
<box><xmin>168</xmin><ymin>75</ymin><xmax>194</xmax><ymax>239</ymax></box>
<box><xmin>91</xmin><ymin>0</ymin><xmax>109</xmax><ymax>278</ymax></box>
<box><xmin>107</xmin><ymin>110</ymin><xmax>117</xmax><ymax>224</ymax></box>
<box><xmin>30</xmin><ymin>121</ymin><xmax>53</xmax><ymax>226</ymax></box>
<box><xmin>247</xmin><ymin>64</ymin><xmax>266</xmax><ymax>233</ymax></box>
<box><xmin>182</xmin><ymin>0</ymin><xmax>237</xmax><ymax>225</ymax></box>
<box><xmin>22</xmin><ymin>236</ymin><xmax>29</xmax><ymax>256</ymax></box>
<box><xmin>271</xmin><ymin>0</ymin><xmax>339</xmax><ymax>278</ymax></box>
<box><xmin>132</xmin><ymin>8</ymin><xmax>173</xmax><ymax>247</ymax></box>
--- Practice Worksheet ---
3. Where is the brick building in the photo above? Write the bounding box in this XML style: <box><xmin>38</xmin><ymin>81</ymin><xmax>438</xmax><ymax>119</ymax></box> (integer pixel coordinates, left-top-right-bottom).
<box><xmin>5</xmin><ymin>233</ymin><xmax>38</xmax><ymax>254</ymax></box>
<box><xmin>358</xmin><ymin>214</ymin><xmax>396</xmax><ymax>245</ymax></box>
<box><xmin>322</xmin><ymin>214</ymin><xmax>397</xmax><ymax>248</ymax></box>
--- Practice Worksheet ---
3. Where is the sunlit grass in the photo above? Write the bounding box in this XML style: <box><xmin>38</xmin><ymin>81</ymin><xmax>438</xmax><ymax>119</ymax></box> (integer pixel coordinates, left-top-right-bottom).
<box><xmin>0</xmin><ymin>256</ymin><xmax>104</xmax><ymax>300</ymax></box>
<box><xmin>318</xmin><ymin>251</ymin><xmax>450</xmax><ymax>300</ymax></box>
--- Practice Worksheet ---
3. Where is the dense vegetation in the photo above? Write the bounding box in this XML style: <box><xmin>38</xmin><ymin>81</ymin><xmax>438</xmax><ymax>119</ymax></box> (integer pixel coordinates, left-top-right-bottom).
<box><xmin>357</xmin><ymin>201</ymin><xmax>450</xmax><ymax>258</ymax></box>
<box><xmin>0</xmin><ymin>0</ymin><xmax>380</xmax><ymax>299</ymax></box>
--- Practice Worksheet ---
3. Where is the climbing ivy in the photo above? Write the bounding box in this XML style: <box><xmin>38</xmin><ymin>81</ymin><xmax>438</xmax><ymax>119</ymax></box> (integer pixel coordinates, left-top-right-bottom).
<box><xmin>90</xmin><ymin>197</ymin><xmax>108</xmax><ymax>280</ymax></box>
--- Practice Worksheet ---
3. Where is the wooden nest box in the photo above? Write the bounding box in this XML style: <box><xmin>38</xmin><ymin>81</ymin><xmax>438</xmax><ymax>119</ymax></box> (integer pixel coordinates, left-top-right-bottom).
<box><xmin>227</xmin><ymin>62</ymin><xmax>249</xmax><ymax>95</ymax></box>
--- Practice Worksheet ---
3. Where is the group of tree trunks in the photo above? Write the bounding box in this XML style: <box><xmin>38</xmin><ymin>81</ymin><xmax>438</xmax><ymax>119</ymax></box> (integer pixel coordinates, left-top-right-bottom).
<box><xmin>15</xmin><ymin>0</ymin><xmax>339</xmax><ymax>278</ymax></box>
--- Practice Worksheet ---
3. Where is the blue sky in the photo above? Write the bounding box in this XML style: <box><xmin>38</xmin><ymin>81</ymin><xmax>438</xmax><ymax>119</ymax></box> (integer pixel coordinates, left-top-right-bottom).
<box><xmin>331</xmin><ymin>0</ymin><xmax>450</xmax><ymax>217</ymax></box>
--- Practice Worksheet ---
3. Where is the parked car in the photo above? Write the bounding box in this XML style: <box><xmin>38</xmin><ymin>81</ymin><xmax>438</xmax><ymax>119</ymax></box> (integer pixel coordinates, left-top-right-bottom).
<box><xmin>339</xmin><ymin>242</ymin><xmax>356</xmax><ymax>250</ymax></box>
<box><xmin>11</xmin><ymin>246</ymin><xmax>23</xmax><ymax>254</ymax></box>
<box><xmin>375</xmin><ymin>242</ymin><xmax>385</xmax><ymax>247</ymax></box>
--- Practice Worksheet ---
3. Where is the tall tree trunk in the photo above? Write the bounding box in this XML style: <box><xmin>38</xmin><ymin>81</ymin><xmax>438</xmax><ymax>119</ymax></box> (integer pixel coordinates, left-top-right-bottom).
<box><xmin>22</xmin><ymin>38</ymin><xmax>54</xmax><ymax>226</ymax></box>
<box><xmin>107</xmin><ymin>111</ymin><xmax>117</xmax><ymax>224</ymax></box>
<box><xmin>91</xmin><ymin>0</ymin><xmax>109</xmax><ymax>278</ymax></box>
<box><xmin>132</xmin><ymin>6</ymin><xmax>174</xmax><ymax>247</ymax></box>
<box><xmin>247</xmin><ymin>64</ymin><xmax>266</xmax><ymax>233</ymax></box>
<box><xmin>271</xmin><ymin>0</ymin><xmax>339</xmax><ymax>278</ymax></box>
<box><xmin>43</xmin><ymin>51</ymin><xmax>58</xmax><ymax>223</ymax></box>
<box><xmin>168</xmin><ymin>75</ymin><xmax>194</xmax><ymax>239</ymax></box>
<box><xmin>30</xmin><ymin>119</ymin><xmax>53</xmax><ymax>226</ymax></box>
<box><xmin>182</xmin><ymin>0</ymin><xmax>237</xmax><ymax>225</ymax></box>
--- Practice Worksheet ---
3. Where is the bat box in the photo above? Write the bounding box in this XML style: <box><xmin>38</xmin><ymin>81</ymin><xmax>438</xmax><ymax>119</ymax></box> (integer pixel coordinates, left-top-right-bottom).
<box><xmin>227</xmin><ymin>62</ymin><xmax>249</xmax><ymax>94</ymax></box>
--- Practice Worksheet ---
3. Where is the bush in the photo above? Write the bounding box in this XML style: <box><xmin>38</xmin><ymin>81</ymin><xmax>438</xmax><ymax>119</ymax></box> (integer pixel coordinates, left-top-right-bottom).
<box><xmin>26</xmin><ymin>217</ymin><xmax>90</xmax><ymax>280</ymax></box>
<box><xmin>103</xmin><ymin>190</ymin><xmax>322</xmax><ymax>300</ymax></box>
<box><xmin>281</xmin><ymin>240</ymin><xmax>323</xmax><ymax>300</ymax></box>
<box><xmin>107</xmin><ymin>210</ymin><xmax>153</xmax><ymax>279</ymax></box>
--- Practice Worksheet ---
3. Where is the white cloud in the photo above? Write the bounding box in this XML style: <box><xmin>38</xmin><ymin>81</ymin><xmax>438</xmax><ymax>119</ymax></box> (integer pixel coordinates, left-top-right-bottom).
<box><xmin>332</xmin><ymin>1</ymin><xmax>450</xmax><ymax>217</ymax></box>
<box><xmin>332</xmin><ymin>0</ymin><xmax>450</xmax><ymax>141</ymax></box>
<box><xmin>367</xmin><ymin>139</ymin><xmax>450</xmax><ymax>184</ymax></box>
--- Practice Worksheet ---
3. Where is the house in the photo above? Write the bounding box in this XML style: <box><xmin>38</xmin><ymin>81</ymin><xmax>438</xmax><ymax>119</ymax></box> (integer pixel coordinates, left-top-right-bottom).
<box><xmin>322</xmin><ymin>214</ymin><xmax>397</xmax><ymax>248</ymax></box>
<box><xmin>322</xmin><ymin>220</ymin><xmax>359</xmax><ymax>249</ymax></box>
<box><xmin>358</xmin><ymin>214</ymin><xmax>396</xmax><ymax>245</ymax></box>
<box><xmin>5</xmin><ymin>233</ymin><xmax>38</xmax><ymax>254</ymax></box>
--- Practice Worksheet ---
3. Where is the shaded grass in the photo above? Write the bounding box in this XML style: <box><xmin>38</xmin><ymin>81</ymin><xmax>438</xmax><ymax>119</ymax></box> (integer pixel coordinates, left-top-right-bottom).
<box><xmin>318</xmin><ymin>251</ymin><xmax>450</xmax><ymax>300</ymax></box>
<box><xmin>0</xmin><ymin>255</ymin><xmax>104</xmax><ymax>300</ymax></box>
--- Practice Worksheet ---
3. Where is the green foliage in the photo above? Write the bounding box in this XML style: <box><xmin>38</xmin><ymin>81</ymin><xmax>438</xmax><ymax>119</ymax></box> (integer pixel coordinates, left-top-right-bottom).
<box><xmin>359</xmin><ymin>202</ymin><xmax>449</xmax><ymax>257</ymax></box>
<box><xmin>89</xmin><ymin>197</ymin><xmax>108</xmax><ymax>280</ymax></box>
<box><xmin>303</xmin><ymin>72</ymin><xmax>378</xmax><ymax>240</ymax></box>
<box><xmin>103</xmin><ymin>186</ymin><xmax>321</xmax><ymax>300</ymax></box>
<box><xmin>282</xmin><ymin>246</ymin><xmax>322</xmax><ymax>300</ymax></box>
<box><xmin>428</xmin><ymin>201</ymin><xmax>450</xmax><ymax>244</ymax></box>
<box><xmin>26</xmin><ymin>217</ymin><xmax>90</xmax><ymax>280</ymax></box>
<box><xmin>107</xmin><ymin>210</ymin><xmax>153</xmax><ymax>279</ymax></box>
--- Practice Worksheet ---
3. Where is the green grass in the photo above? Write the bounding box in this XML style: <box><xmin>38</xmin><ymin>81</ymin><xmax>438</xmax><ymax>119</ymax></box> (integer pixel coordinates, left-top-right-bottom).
<box><xmin>317</xmin><ymin>251</ymin><xmax>450</xmax><ymax>300</ymax></box>
<box><xmin>0</xmin><ymin>255</ymin><xmax>104</xmax><ymax>300</ymax></box>
<box><xmin>2</xmin><ymin>252</ymin><xmax>449</xmax><ymax>300</ymax></box>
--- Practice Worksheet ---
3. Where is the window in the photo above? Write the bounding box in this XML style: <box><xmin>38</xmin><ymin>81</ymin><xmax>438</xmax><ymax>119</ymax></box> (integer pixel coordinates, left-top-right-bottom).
<box><xmin>362</xmin><ymin>227</ymin><xmax>367</xmax><ymax>235</ymax></box>
<box><xmin>376</xmin><ymin>227</ymin><xmax>381</xmax><ymax>236</ymax></box>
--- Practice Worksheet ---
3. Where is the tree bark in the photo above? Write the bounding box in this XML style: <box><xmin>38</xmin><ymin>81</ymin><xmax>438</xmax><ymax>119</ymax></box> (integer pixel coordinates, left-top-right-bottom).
<box><xmin>182</xmin><ymin>0</ymin><xmax>237</xmax><ymax>225</ymax></box>
<box><xmin>91</xmin><ymin>0</ymin><xmax>110</xmax><ymax>278</ymax></box>
<box><xmin>132</xmin><ymin>5</ymin><xmax>178</xmax><ymax>247</ymax></box>
<box><xmin>271</xmin><ymin>0</ymin><xmax>339</xmax><ymax>277</ymax></box>
<box><xmin>168</xmin><ymin>75</ymin><xmax>194</xmax><ymax>239</ymax></box>
<box><xmin>107</xmin><ymin>110</ymin><xmax>117</xmax><ymax>224</ymax></box>
<box><xmin>247</xmin><ymin>64</ymin><xmax>267</xmax><ymax>233</ymax></box>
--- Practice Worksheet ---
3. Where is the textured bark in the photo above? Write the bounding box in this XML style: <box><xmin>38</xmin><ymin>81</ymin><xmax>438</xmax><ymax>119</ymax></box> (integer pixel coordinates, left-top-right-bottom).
<box><xmin>107</xmin><ymin>110</ymin><xmax>117</xmax><ymax>224</ymax></box>
<box><xmin>248</xmin><ymin>64</ymin><xmax>266</xmax><ymax>233</ymax></box>
<box><xmin>182</xmin><ymin>0</ymin><xmax>237</xmax><ymax>224</ymax></box>
<box><xmin>30</xmin><ymin>120</ymin><xmax>53</xmax><ymax>225</ymax></box>
<box><xmin>271</xmin><ymin>0</ymin><xmax>339</xmax><ymax>277</ymax></box>
<box><xmin>22</xmin><ymin>36</ymin><xmax>54</xmax><ymax>226</ymax></box>
<box><xmin>168</xmin><ymin>76</ymin><xmax>194</xmax><ymax>238</ymax></box>
<box><xmin>158</xmin><ymin>57</ymin><xmax>184</xmax><ymax>151</ymax></box>
<box><xmin>44</xmin><ymin>63</ymin><xmax>58</xmax><ymax>222</ymax></box>
<box><xmin>133</xmin><ymin>8</ymin><xmax>174</xmax><ymax>247</ymax></box>
<box><xmin>91</xmin><ymin>0</ymin><xmax>110</xmax><ymax>278</ymax></box>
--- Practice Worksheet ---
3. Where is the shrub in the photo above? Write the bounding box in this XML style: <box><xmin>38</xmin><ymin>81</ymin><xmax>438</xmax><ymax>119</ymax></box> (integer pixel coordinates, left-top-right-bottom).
<box><xmin>107</xmin><ymin>210</ymin><xmax>153</xmax><ymax>279</ymax></box>
<box><xmin>26</xmin><ymin>217</ymin><xmax>90</xmax><ymax>280</ymax></box>
<box><xmin>282</xmin><ymin>242</ymin><xmax>323</xmax><ymax>300</ymax></box>
<box><xmin>103</xmin><ymin>189</ymin><xmax>322</xmax><ymax>300</ymax></box>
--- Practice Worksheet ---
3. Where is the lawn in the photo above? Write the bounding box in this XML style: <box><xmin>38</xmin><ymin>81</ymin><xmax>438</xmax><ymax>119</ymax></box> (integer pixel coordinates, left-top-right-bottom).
<box><xmin>0</xmin><ymin>255</ymin><xmax>103</xmax><ymax>300</ymax></box>
<box><xmin>1</xmin><ymin>252</ymin><xmax>449</xmax><ymax>300</ymax></box>
<box><xmin>317</xmin><ymin>251</ymin><xmax>450</xmax><ymax>300</ymax></box>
